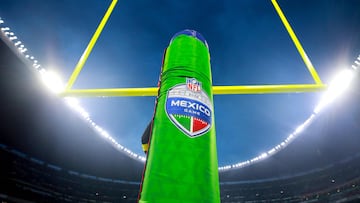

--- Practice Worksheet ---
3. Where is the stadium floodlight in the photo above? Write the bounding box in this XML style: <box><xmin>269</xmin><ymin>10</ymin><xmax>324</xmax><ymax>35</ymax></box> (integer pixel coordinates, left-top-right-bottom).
<box><xmin>268</xmin><ymin>148</ymin><xmax>276</xmax><ymax>154</ymax></box>
<box><xmin>260</xmin><ymin>153</ymin><xmax>268</xmax><ymax>159</ymax></box>
<box><xmin>288</xmin><ymin>134</ymin><xmax>294</xmax><ymax>139</ymax></box>
<box><xmin>294</xmin><ymin>122</ymin><xmax>306</xmax><ymax>134</ymax></box>
<box><xmin>354</xmin><ymin>60</ymin><xmax>360</xmax><ymax>69</ymax></box>
<box><xmin>14</xmin><ymin>41</ymin><xmax>21</xmax><ymax>46</ymax></box>
<box><xmin>1</xmin><ymin>27</ymin><xmax>10</xmax><ymax>31</ymax></box>
<box><xmin>9</xmin><ymin>36</ymin><xmax>17</xmax><ymax>41</ymax></box>
<box><xmin>4</xmin><ymin>32</ymin><xmax>14</xmax><ymax>36</ymax></box>
<box><xmin>19</xmin><ymin>48</ymin><xmax>27</xmax><ymax>53</ymax></box>
<box><xmin>314</xmin><ymin>69</ymin><xmax>355</xmax><ymax>114</ymax></box>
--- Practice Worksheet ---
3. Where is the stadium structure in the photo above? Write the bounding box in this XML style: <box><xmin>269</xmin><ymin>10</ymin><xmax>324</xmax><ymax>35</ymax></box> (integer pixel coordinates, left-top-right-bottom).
<box><xmin>1</xmin><ymin>17</ymin><xmax>360</xmax><ymax>203</ymax></box>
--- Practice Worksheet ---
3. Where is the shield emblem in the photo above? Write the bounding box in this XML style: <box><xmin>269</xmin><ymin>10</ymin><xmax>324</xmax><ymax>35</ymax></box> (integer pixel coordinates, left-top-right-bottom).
<box><xmin>165</xmin><ymin>79</ymin><xmax>212</xmax><ymax>138</ymax></box>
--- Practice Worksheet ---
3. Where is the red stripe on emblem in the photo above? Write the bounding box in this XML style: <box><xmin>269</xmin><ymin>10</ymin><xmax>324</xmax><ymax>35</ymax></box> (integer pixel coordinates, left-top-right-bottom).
<box><xmin>192</xmin><ymin>117</ymin><xmax>208</xmax><ymax>132</ymax></box>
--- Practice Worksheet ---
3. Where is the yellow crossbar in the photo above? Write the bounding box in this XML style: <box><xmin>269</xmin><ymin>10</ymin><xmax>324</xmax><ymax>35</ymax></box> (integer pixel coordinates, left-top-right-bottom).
<box><xmin>60</xmin><ymin>84</ymin><xmax>326</xmax><ymax>97</ymax></box>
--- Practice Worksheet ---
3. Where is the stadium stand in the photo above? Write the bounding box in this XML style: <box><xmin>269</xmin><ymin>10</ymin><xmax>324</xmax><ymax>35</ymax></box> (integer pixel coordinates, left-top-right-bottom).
<box><xmin>220</xmin><ymin>153</ymin><xmax>360</xmax><ymax>202</ymax></box>
<box><xmin>1</xmin><ymin>141</ymin><xmax>360</xmax><ymax>202</ymax></box>
<box><xmin>0</xmin><ymin>143</ymin><xmax>140</xmax><ymax>203</ymax></box>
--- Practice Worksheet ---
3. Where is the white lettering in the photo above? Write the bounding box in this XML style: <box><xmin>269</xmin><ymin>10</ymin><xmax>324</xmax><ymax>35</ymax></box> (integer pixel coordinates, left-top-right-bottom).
<box><xmin>171</xmin><ymin>100</ymin><xmax>180</xmax><ymax>106</ymax></box>
<box><xmin>180</xmin><ymin>100</ymin><xmax>187</xmax><ymax>107</ymax></box>
<box><xmin>170</xmin><ymin>99</ymin><xmax>211</xmax><ymax>117</ymax></box>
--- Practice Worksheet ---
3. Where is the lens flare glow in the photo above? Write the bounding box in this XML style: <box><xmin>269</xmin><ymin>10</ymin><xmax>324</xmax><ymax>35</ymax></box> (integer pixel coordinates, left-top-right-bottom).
<box><xmin>314</xmin><ymin>69</ymin><xmax>355</xmax><ymax>114</ymax></box>
<box><xmin>40</xmin><ymin>70</ymin><xmax>65</xmax><ymax>93</ymax></box>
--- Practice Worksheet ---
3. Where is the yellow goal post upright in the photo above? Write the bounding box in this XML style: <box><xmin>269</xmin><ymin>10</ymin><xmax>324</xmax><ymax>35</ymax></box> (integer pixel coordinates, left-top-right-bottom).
<box><xmin>59</xmin><ymin>0</ymin><xmax>327</xmax><ymax>98</ymax></box>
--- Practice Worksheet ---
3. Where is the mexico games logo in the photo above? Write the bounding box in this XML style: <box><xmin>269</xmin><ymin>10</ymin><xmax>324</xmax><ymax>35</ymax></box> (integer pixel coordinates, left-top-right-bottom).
<box><xmin>165</xmin><ymin>78</ymin><xmax>212</xmax><ymax>138</ymax></box>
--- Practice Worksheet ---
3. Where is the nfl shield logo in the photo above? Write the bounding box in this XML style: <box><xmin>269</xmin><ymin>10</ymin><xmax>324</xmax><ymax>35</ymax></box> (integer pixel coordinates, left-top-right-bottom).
<box><xmin>186</xmin><ymin>78</ymin><xmax>201</xmax><ymax>92</ymax></box>
<box><xmin>166</xmin><ymin>79</ymin><xmax>212</xmax><ymax>138</ymax></box>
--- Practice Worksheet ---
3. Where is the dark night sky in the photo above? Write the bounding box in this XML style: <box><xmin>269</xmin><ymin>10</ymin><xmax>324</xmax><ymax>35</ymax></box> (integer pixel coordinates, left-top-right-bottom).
<box><xmin>0</xmin><ymin>0</ymin><xmax>359</xmax><ymax>166</ymax></box>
